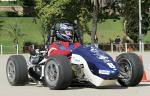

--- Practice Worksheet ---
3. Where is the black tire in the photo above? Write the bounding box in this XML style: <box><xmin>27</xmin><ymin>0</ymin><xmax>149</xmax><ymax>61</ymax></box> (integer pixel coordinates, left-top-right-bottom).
<box><xmin>6</xmin><ymin>55</ymin><xmax>28</xmax><ymax>86</ymax></box>
<box><xmin>44</xmin><ymin>55</ymin><xmax>72</xmax><ymax>90</ymax></box>
<box><xmin>116</xmin><ymin>53</ymin><xmax>144</xmax><ymax>86</ymax></box>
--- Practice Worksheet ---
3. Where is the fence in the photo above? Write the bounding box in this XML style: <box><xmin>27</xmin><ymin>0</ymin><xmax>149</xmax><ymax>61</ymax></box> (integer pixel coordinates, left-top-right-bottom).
<box><xmin>0</xmin><ymin>44</ymin><xmax>19</xmax><ymax>54</ymax></box>
<box><xmin>99</xmin><ymin>43</ymin><xmax>150</xmax><ymax>52</ymax></box>
<box><xmin>0</xmin><ymin>43</ymin><xmax>150</xmax><ymax>54</ymax></box>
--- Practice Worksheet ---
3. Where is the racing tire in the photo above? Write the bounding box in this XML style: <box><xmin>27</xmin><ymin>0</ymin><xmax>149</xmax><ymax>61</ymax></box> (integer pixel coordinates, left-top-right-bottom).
<box><xmin>44</xmin><ymin>55</ymin><xmax>72</xmax><ymax>90</ymax></box>
<box><xmin>116</xmin><ymin>53</ymin><xmax>144</xmax><ymax>87</ymax></box>
<box><xmin>6</xmin><ymin>55</ymin><xmax>28</xmax><ymax>86</ymax></box>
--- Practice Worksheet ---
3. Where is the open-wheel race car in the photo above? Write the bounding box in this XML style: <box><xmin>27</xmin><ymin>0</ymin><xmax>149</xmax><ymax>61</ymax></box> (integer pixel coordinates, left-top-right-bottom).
<box><xmin>6</xmin><ymin>44</ymin><xmax>144</xmax><ymax>90</ymax></box>
<box><xmin>6</xmin><ymin>46</ymin><xmax>143</xmax><ymax>89</ymax></box>
<box><xmin>6</xmin><ymin>20</ymin><xmax>144</xmax><ymax>90</ymax></box>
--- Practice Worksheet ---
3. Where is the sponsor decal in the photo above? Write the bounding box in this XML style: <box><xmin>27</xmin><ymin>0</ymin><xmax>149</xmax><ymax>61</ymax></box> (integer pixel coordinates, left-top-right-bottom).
<box><xmin>98</xmin><ymin>55</ymin><xmax>108</xmax><ymax>60</ymax></box>
<box><xmin>74</xmin><ymin>59</ymin><xmax>80</xmax><ymax>63</ymax></box>
<box><xmin>71</xmin><ymin>56</ymin><xmax>81</xmax><ymax>64</ymax></box>
<box><xmin>99</xmin><ymin>70</ymin><xmax>110</xmax><ymax>75</ymax></box>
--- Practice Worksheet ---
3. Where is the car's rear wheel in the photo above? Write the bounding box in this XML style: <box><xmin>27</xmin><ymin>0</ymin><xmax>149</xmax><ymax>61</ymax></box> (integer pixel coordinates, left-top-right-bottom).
<box><xmin>44</xmin><ymin>55</ymin><xmax>72</xmax><ymax>90</ymax></box>
<box><xmin>116</xmin><ymin>53</ymin><xmax>143</xmax><ymax>86</ymax></box>
<box><xmin>6</xmin><ymin>55</ymin><xmax>28</xmax><ymax>86</ymax></box>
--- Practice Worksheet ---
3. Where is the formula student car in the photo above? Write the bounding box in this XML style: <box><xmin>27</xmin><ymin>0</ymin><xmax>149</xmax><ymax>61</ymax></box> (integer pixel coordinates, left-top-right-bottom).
<box><xmin>6</xmin><ymin>21</ymin><xmax>143</xmax><ymax>89</ymax></box>
<box><xmin>6</xmin><ymin>44</ymin><xmax>144</xmax><ymax>90</ymax></box>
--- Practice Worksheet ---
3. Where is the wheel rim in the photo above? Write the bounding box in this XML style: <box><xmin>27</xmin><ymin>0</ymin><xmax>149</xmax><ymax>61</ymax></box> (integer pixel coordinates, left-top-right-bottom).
<box><xmin>117</xmin><ymin>58</ymin><xmax>132</xmax><ymax>83</ymax></box>
<box><xmin>7</xmin><ymin>61</ymin><xmax>16</xmax><ymax>83</ymax></box>
<box><xmin>45</xmin><ymin>60</ymin><xmax>59</xmax><ymax>86</ymax></box>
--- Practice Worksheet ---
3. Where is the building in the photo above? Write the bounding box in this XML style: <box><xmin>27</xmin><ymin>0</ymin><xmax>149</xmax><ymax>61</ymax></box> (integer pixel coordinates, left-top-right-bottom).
<box><xmin>0</xmin><ymin>0</ymin><xmax>16</xmax><ymax>1</ymax></box>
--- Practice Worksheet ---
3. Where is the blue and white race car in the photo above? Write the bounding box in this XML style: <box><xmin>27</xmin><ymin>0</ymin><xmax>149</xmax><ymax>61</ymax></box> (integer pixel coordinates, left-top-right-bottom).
<box><xmin>6</xmin><ymin>45</ymin><xmax>144</xmax><ymax>90</ymax></box>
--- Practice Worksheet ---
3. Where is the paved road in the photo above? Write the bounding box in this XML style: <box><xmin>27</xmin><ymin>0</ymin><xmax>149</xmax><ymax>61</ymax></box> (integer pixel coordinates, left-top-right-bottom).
<box><xmin>0</xmin><ymin>54</ymin><xmax>150</xmax><ymax>96</ymax></box>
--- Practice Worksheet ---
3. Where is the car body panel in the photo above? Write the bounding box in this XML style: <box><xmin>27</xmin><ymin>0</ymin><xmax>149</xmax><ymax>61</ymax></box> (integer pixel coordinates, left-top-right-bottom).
<box><xmin>72</xmin><ymin>46</ymin><xmax>119</xmax><ymax>80</ymax></box>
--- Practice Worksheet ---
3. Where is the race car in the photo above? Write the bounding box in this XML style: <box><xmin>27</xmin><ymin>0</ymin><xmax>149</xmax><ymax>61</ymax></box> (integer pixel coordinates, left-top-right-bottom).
<box><xmin>6</xmin><ymin>44</ymin><xmax>144</xmax><ymax>90</ymax></box>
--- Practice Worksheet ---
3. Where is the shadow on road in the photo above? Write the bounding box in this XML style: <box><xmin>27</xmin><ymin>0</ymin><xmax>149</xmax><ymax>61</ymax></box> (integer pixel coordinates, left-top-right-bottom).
<box><xmin>136</xmin><ymin>83</ymin><xmax>150</xmax><ymax>87</ymax></box>
<box><xmin>10</xmin><ymin>82</ymin><xmax>149</xmax><ymax>91</ymax></box>
<box><xmin>95</xmin><ymin>86</ymin><xmax>127</xmax><ymax>89</ymax></box>
<box><xmin>67</xmin><ymin>82</ymin><xmax>128</xmax><ymax>90</ymax></box>
<box><xmin>22</xmin><ymin>81</ymin><xmax>150</xmax><ymax>90</ymax></box>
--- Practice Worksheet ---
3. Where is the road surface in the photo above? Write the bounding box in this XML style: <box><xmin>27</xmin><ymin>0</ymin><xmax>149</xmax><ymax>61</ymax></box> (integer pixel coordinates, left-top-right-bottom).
<box><xmin>0</xmin><ymin>54</ymin><xmax>150</xmax><ymax>96</ymax></box>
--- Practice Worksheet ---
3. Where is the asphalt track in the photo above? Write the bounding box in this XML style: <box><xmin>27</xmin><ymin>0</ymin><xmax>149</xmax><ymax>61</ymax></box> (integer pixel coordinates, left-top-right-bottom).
<box><xmin>0</xmin><ymin>54</ymin><xmax>150</xmax><ymax>96</ymax></box>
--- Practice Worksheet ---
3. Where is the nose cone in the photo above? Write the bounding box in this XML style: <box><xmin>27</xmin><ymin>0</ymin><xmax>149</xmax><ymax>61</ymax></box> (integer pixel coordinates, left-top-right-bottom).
<box><xmin>109</xmin><ymin>69</ymin><xmax>119</xmax><ymax>79</ymax></box>
<box><xmin>98</xmin><ymin>68</ymin><xmax>119</xmax><ymax>80</ymax></box>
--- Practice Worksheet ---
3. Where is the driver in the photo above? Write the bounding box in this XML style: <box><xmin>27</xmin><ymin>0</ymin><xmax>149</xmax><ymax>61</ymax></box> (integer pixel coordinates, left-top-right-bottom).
<box><xmin>48</xmin><ymin>20</ymin><xmax>81</xmax><ymax>57</ymax></box>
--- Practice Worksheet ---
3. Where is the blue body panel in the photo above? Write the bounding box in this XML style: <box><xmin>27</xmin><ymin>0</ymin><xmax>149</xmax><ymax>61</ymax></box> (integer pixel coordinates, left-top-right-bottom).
<box><xmin>72</xmin><ymin>45</ymin><xmax>119</xmax><ymax>80</ymax></box>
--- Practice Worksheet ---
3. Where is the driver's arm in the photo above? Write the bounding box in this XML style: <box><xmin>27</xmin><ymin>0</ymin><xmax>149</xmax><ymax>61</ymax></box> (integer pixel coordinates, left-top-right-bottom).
<box><xmin>48</xmin><ymin>42</ymin><xmax>71</xmax><ymax>57</ymax></box>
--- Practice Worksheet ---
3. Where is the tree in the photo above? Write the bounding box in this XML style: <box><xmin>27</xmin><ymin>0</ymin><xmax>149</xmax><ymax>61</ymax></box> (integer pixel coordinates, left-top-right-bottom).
<box><xmin>88</xmin><ymin>0</ymin><xmax>121</xmax><ymax>44</ymax></box>
<box><xmin>34</xmin><ymin>0</ymin><xmax>71</xmax><ymax>44</ymax></box>
<box><xmin>35</xmin><ymin>0</ymin><xmax>91</xmax><ymax>44</ymax></box>
<box><xmin>19</xmin><ymin>0</ymin><xmax>35</xmax><ymax>6</ymax></box>
<box><xmin>66</xmin><ymin>0</ymin><xmax>92</xmax><ymax>43</ymax></box>
<box><xmin>122</xmin><ymin>0</ymin><xmax>150</xmax><ymax>43</ymax></box>
<box><xmin>141</xmin><ymin>0</ymin><xmax>150</xmax><ymax>35</ymax></box>
<box><xmin>34</xmin><ymin>0</ymin><xmax>123</xmax><ymax>44</ymax></box>
<box><xmin>35</xmin><ymin>0</ymin><xmax>71</xmax><ymax>27</ymax></box>
<box><xmin>90</xmin><ymin>0</ymin><xmax>100</xmax><ymax>45</ymax></box>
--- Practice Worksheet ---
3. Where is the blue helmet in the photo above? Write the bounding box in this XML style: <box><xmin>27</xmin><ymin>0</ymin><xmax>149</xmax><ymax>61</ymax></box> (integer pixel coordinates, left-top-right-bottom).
<box><xmin>55</xmin><ymin>20</ymin><xmax>74</xmax><ymax>42</ymax></box>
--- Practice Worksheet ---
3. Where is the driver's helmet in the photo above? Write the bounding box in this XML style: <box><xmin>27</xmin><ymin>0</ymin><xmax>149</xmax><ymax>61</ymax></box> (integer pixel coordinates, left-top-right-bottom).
<box><xmin>54</xmin><ymin>20</ymin><xmax>74</xmax><ymax>42</ymax></box>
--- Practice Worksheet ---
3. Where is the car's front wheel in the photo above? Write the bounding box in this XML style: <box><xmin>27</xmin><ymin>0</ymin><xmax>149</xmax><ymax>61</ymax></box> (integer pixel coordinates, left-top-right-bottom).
<box><xmin>44</xmin><ymin>55</ymin><xmax>72</xmax><ymax>90</ymax></box>
<box><xmin>116</xmin><ymin>53</ymin><xmax>143</xmax><ymax>86</ymax></box>
<box><xmin>6</xmin><ymin>55</ymin><xmax>28</xmax><ymax>86</ymax></box>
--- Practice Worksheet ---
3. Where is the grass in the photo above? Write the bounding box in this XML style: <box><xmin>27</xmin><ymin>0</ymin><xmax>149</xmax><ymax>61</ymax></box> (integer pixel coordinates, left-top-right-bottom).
<box><xmin>97</xmin><ymin>19</ymin><xmax>124</xmax><ymax>43</ymax></box>
<box><xmin>0</xmin><ymin>17</ymin><xmax>43</xmax><ymax>43</ymax></box>
<box><xmin>0</xmin><ymin>17</ymin><xmax>150</xmax><ymax>53</ymax></box>
<box><xmin>0</xmin><ymin>1</ymin><xmax>19</xmax><ymax>6</ymax></box>
<box><xmin>0</xmin><ymin>11</ymin><xmax>8</xmax><ymax>17</ymax></box>
<box><xmin>144</xmin><ymin>31</ymin><xmax>150</xmax><ymax>43</ymax></box>
<box><xmin>87</xmin><ymin>19</ymin><xmax>150</xmax><ymax>44</ymax></box>
<box><xmin>0</xmin><ymin>17</ymin><xmax>42</xmax><ymax>53</ymax></box>
<box><xmin>86</xmin><ymin>19</ymin><xmax>124</xmax><ymax>44</ymax></box>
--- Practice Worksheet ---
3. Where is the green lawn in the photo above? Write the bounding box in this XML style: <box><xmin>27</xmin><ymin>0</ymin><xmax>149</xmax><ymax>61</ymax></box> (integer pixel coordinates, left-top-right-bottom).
<box><xmin>85</xmin><ymin>19</ymin><xmax>124</xmax><ymax>44</ymax></box>
<box><xmin>0</xmin><ymin>17</ymin><xmax>150</xmax><ymax>53</ymax></box>
<box><xmin>87</xmin><ymin>19</ymin><xmax>150</xmax><ymax>44</ymax></box>
<box><xmin>96</xmin><ymin>19</ymin><xmax>124</xmax><ymax>43</ymax></box>
<box><xmin>0</xmin><ymin>1</ymin><xmax>19</xmax><ymax>6</ymax></box>
<box><xmin>0</xmin><ymin>17</ymin><xmax>43</xmax><ymax>43</ymax></box>
<box><xmin>144</xmin><ymin>32</ymin><xmax>150</xmax><ymax>43</ymax></box>
<box><xmin>0</xmin><ymin>17</ymin><xmax>42</xmax><ymax>53</ymax></box>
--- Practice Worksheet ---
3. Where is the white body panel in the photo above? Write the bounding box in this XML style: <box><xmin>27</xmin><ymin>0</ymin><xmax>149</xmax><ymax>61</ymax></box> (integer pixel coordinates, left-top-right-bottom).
<box><xmin>71</xmin><ymin>54</ymin><xmax>117</xmax><ymax>86</ymax></box>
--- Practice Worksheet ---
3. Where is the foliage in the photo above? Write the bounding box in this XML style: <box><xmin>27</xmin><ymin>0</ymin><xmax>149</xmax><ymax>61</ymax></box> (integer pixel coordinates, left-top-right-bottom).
<box><xmin>121</xmin><ymin>0</ymin><xmax>138</xmax><ymax>42</ymax></box>
<box><xmin>141</xmin><ymin>0</ymin><xmax>150</xmax><ymax>35</ymax></box>
<box><xmin>86</xmin><ymin>0</ymin><xmax>125</xmax><ymax>44</ymax></box>
<box><xmin>122</xmin><ymin>0</ymin><xmax>150</xmax><ymax>43</ymax></box>
<box><xmin>35</xmin><ymin>0</ymin><xmax>70</xmax><ymax>28</ymax></box>
<box><xmin>34</xmin><ymin>0</ymin><xmax>92</xmax><ymax>43</ymax></box>
<box><xmin>19</xmin><ymin>0</ymin><xmax>35</xmax><ymax>6</ymax></box>
<box><xmin>34</xmin><ymin>0</ymin><xmax>150</xmax><ymax>44</ymax></box>
<box><xmin>0</xmin><ymin>17</ymin><xmax>125</xmax><ymax>46</ymax></box>
<box><xmin>34</xmin><ymin>0</ymin><xmax>70</xmax><ymax>44</ymax></box>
